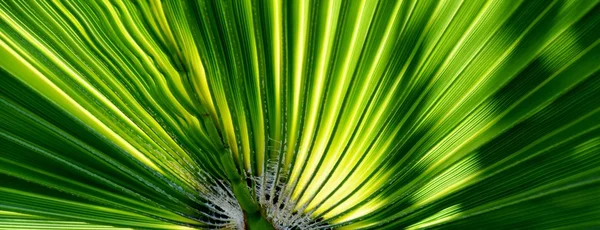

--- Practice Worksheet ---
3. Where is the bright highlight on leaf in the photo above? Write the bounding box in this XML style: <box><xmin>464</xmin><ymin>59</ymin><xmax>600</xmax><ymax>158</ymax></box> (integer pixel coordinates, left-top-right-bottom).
<box><xmin>1</xmin><ymin>0</ymin><xmax>599</xmax><ymax>229</ymax></box>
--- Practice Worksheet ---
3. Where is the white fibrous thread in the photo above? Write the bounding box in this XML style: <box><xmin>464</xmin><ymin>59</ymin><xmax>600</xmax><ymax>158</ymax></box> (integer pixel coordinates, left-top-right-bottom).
<box><xmin>195</xmin><ymin>170</ymin><xmax>245</xmax><ymax>230</ymax></box>
<box><xmin>250</xmin><ymin>139</ymin><xmax>331</xmax><ymax>230</ymax></box>
<box><xmin>186</xmin><ymin>136</ymin><xmax>332</xmax><ymax>229</ymax></box>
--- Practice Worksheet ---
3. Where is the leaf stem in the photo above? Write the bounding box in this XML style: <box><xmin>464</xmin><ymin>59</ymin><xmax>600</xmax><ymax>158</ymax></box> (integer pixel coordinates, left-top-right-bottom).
<box><xmin>219</xmin><ymin>150</ymin><xmax>275</xmax><ymax>230</ymax></box>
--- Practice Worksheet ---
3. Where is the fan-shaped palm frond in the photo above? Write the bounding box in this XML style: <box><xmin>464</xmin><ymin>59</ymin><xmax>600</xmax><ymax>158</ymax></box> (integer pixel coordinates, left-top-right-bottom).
<box><xmin>1</xmin><ymin>0</ymin><xmax>599</xmax><ymax>229</ymax></box>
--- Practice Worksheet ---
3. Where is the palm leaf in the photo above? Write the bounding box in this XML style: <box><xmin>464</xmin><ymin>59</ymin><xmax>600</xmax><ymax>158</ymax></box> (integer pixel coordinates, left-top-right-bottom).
<box><xmin>1</xmin><ymin>0</ymin><xmax>599</xmax><ymax>229</ymax></box>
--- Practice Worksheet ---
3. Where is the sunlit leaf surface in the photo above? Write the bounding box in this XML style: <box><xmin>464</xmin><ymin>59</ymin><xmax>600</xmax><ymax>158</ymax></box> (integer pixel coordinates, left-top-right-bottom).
<box><xmin>1</xmin><ymin>0</ymin><xmax>599</xmax><ymax>229</ymax></box>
